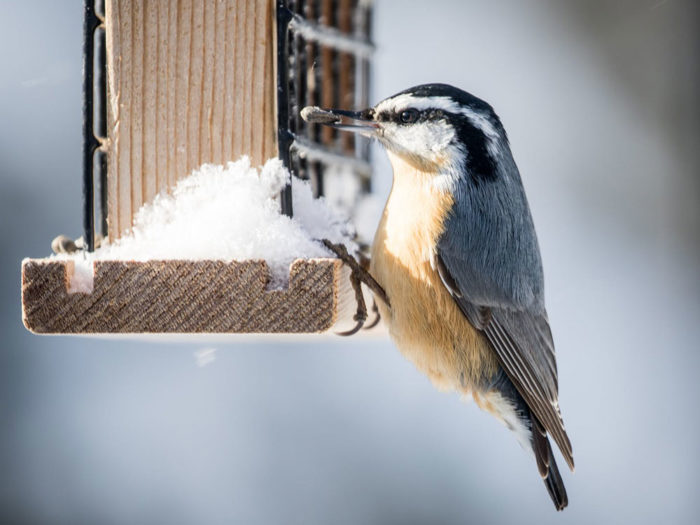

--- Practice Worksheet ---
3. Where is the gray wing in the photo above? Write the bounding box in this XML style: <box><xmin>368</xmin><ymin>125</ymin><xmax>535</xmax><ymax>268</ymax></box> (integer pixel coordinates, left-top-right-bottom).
<box><xmin>433</xmin><ymin>133</ymin><xmax>573</xmax><ymax>469</ymax></box>
<box><xmin>435</xmin><ymin>248</ymin><xmax>574</xmax><ymax>471</ymax></box>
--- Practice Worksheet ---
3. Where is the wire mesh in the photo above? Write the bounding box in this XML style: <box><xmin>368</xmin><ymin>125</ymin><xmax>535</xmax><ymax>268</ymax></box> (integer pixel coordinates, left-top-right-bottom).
<box><xmin>276</xmin><ymin>0</ymin><xmax>374</xmax><ymax>217</ymax></box>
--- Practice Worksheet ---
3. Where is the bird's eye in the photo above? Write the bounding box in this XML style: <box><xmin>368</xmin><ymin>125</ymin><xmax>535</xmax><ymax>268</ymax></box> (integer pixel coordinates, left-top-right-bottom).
<box><xmin>399</xmin><ymin>109</ymin><xmax>419</xmax><ymax>124</ymax></box>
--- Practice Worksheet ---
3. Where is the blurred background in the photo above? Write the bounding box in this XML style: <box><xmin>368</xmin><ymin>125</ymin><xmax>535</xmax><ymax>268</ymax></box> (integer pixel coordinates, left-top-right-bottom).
<box><xmin>2</xmin><ymin>1</ymin><xmax>699</xmax><ymax>523</ymax></box>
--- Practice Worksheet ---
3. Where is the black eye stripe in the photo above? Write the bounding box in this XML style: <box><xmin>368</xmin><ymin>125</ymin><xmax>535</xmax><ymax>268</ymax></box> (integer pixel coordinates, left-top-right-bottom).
<box><xmin>380</xmin><ymin>106</ymin><xmax>498</xmax><ymax>181</ymax></box>
<box><xmin>376</xmin><ymin>108</ymin><xmax>450</xmax><ymax>124</ymax></box>
<box><xmin>376</xmin><ymin>111</ymin><xmax>391</xmax><ymax>122</ymax></box>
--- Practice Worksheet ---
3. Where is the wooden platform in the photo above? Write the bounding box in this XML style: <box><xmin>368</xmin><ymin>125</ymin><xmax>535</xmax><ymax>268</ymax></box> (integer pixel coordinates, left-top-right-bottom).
<box><xmin>21</xmin><ymin>258</ymin><xmax>356</xmax><ymax>334</ymax></box>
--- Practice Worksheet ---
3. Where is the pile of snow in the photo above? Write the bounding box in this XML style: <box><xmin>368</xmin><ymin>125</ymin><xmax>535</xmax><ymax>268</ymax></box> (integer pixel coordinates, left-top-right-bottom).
<box><xmin>60</xmin><ymin>157</ymin><xmax>356</xmax><ymax>291</ymax></box>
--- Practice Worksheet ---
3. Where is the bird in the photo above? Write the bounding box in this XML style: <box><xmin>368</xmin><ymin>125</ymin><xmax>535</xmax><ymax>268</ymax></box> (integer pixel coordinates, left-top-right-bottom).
<box><xmin>301</xmin><ymin>83</ymin><xmax>574</xmax><ymax>511</ymax></box>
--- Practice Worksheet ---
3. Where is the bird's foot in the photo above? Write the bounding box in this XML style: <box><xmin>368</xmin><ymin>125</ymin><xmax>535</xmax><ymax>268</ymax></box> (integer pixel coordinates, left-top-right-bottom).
<box><xmin>340</xmin><ymin>269</ymin><xmax>368</xmax><ymax>336</ymax></box>
<box><xmin>321</xmin><ymin>239</ymin><xmax>389</xmax><ymax>336</ymax></box>
<box><xmin>355</xmin><ymin>251</ymin><xmax>383</xmax><ymax>329</ymax></box>
<box><xmin>365</xmin><ymin>298</ymin><xmax>381</xmax><ymax>330</ymax></box>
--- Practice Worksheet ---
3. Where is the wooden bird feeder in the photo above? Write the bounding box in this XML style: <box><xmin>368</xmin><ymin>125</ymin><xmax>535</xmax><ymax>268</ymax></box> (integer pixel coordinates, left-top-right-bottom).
<box><xmin>22</xmin><ymin>0</ymin><xmax>375</xmax><ymax>334</ymax></box>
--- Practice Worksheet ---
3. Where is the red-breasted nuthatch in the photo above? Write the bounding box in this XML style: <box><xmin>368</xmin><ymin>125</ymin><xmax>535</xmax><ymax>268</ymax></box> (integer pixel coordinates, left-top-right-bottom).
<box><xmin>302</xmin><ymin>83</ymin><xmax>573</xmax><ymax>511</ymax></box>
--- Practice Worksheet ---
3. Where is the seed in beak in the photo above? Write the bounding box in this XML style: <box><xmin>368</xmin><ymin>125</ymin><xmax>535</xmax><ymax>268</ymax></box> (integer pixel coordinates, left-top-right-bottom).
<box><xmin>300</xmin><ymin>106</ymin><xmax>340</xmax><ymax>125</ymax></box>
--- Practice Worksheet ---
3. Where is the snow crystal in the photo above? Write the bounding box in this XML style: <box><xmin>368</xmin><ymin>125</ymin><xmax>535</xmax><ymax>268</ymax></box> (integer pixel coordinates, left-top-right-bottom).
<box><xmin>56</xmin><ymin>156</ymin><xmax>356</xmax><ymax>291</ymax></box>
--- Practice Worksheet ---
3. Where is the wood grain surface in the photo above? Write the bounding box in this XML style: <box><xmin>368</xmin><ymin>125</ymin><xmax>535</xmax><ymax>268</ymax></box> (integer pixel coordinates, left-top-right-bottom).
<box><xmin>105</xmin><ymin>0</ymin><xmax>277</xmax><ymax>241</ymax></box>
<box><xmin>22</xmin><ymin>258</ymin><xmax>355</xmax><ymax>334</ymax></box>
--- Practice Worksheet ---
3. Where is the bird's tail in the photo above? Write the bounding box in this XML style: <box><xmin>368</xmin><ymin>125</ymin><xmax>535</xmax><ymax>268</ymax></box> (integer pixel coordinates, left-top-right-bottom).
<box><xmin>532</xmin><ymin>416</ymin><xmax>568</xmax><ymax>511</ymax></box>
<box><xmin>482</xmin><ymin>371</ymin><xmax>569</xmax><ymax>511</ymax></box>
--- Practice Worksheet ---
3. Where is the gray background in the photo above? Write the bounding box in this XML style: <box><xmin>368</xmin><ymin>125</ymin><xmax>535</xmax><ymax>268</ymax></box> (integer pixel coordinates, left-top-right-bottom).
<box><xmin>2</xmin><ymin>1</ymin><xmax>699</xmax><ymax>523</ymax></box>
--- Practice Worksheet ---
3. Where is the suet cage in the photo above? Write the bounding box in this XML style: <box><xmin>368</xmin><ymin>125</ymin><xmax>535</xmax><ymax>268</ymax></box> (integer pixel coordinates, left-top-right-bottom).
<box><xmin>22</xmin><ymin>0</ymin><xmax>375</xmax><ymax>334</ymax></box>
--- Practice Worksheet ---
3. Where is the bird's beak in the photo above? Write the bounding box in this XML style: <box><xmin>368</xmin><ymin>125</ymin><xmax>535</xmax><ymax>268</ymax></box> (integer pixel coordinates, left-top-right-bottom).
<box><xmin>300</xmin><ymin>106</ymin><xmax>379</xmax><ymax>136</ymax></box>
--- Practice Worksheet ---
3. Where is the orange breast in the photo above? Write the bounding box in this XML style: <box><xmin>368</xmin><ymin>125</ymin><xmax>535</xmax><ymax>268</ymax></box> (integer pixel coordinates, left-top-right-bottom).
<box><xmin>370</xmin><ymin>151</ymin><xmax>498</xmax><ymax>393</ymax></box>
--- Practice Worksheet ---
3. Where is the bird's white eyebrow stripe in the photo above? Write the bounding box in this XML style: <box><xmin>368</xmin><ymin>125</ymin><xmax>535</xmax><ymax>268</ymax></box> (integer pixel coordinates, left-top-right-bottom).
<box><xmin>375</xmin><ymin>94</ymin><xmax>459</xmax><ymax>114</ymax></box>
<box><xmin>374</xmin><ymin>94</ymin><xmax>499</xmax><ymax>140</ymax></box>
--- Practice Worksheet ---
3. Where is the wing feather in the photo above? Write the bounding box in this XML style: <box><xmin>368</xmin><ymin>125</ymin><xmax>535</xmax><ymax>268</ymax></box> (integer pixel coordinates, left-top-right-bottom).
<box><xmin>436</xmin><ymin>251</ymin><xmax>574</xmax><ymax>470</ymax></box>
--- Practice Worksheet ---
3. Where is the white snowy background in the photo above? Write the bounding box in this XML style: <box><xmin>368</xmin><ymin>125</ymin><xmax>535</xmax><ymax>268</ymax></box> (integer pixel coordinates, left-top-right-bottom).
<box><xmin>1</xmin><ymin>1</ymin><xmax>699</xmax><ymax>524</ymax></box>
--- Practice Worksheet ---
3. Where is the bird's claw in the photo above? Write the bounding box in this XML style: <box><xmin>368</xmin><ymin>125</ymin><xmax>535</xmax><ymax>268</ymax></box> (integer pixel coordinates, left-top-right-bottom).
<box><xmin>337</xmin><ymin>264</ymin><xmax>367</xmax><ymax>336</ymax></box>
<box><xmin>322</xmin><ymin>239</ymin><xmax>388</xmax><ymax>336</ymax></box>
<box><xmin>365</xmin><ymin>299</ymin><xmax>381</xmax><ymax>329</ymax></box>
<box><xmin>337</xmin><ymin>321</ymin><xmax>364</xmax><ymax>337</ymax></box>
<box><xmin>321</xmin><ymin>240</ymin><xmax>390</xmax><ymax>307</ymax></box>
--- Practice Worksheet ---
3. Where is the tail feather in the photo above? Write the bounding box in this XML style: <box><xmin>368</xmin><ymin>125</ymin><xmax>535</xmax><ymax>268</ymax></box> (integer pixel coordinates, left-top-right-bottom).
<box><xmin>485</xmin><ymin>370</ymin><xmax>570</xmax><ymax>511</ymax></box>
<box><xmin>534</xmin><ymin>417</ymin><xmax>568</xmax><ymax>510</ymax></box>
<box><xmin>543</xmin><ymin>452</ymin><xmax>568</xmax><ymax>511</ymax></box>
<box><xmin>531</xmin><ymin>416</ymin><xmax>549</xmax><ymax>478</ymax></box>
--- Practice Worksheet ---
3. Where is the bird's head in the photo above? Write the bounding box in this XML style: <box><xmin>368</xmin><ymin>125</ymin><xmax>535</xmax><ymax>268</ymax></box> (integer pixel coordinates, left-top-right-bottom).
<box><xmin>302</xmin><ymin>83</ymin><xmax>509</xmax><ymax>185</ymax></box>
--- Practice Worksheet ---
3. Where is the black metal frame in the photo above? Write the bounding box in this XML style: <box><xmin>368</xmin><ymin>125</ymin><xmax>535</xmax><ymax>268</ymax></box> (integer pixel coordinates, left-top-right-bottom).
<box><xmin>82</xmin><ymin>0</ymin><xmax>107</xmax><ymax>252</ymax></box>
<box><xmin>276</xmin><ymin>1</ymin><xmax>295</xmax><ymax>217</ymax></box>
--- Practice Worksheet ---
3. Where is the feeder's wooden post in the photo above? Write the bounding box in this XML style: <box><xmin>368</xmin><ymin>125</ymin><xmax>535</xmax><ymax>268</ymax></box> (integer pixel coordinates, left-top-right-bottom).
<box><xmin>104</xmin><ymin>0</ymin><xmax>278</xmax><ymax>242</ymax></box>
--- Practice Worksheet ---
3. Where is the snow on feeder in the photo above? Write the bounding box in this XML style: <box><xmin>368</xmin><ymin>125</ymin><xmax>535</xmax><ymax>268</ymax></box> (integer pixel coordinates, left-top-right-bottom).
<box><xmin>22</xmin><ymin>0</ymin><xmax>377</xmax><ymax>334</ymax></box>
